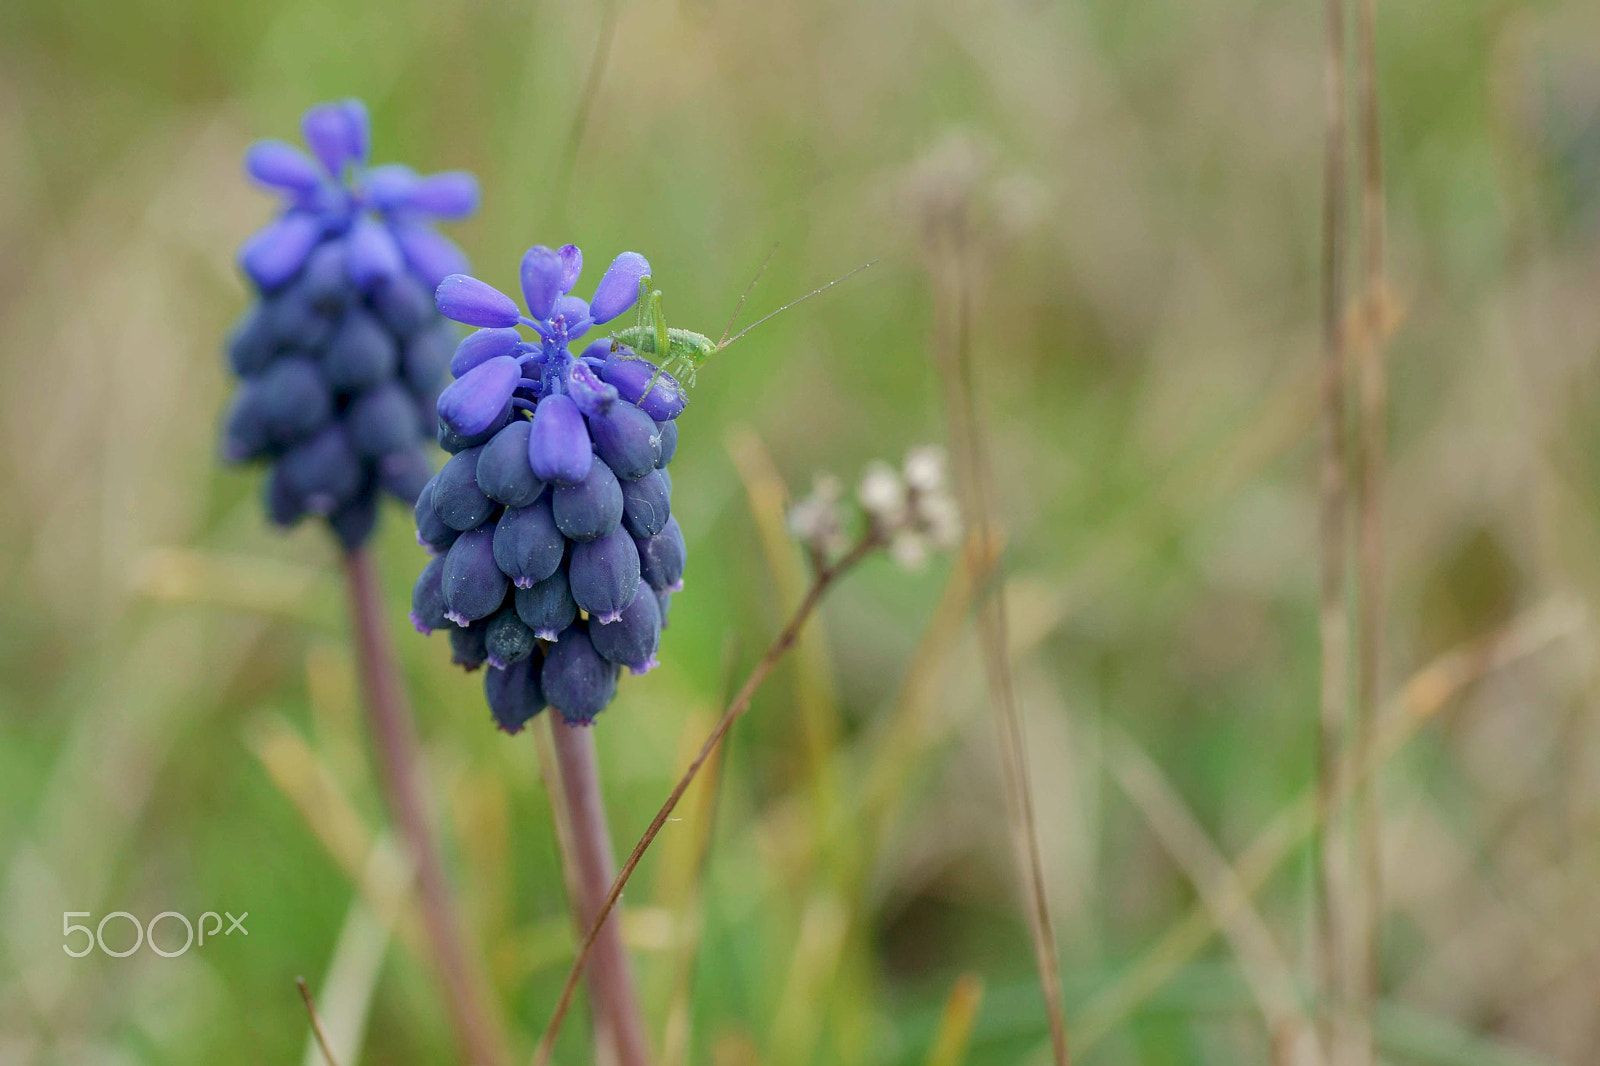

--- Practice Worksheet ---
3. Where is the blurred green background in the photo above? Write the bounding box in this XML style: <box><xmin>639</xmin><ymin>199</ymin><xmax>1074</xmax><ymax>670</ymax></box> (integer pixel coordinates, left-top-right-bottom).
<box><xmin>4</xmin><ymin>0</ymin><xmax>1600</xmax><ymax>1063</ymax></box>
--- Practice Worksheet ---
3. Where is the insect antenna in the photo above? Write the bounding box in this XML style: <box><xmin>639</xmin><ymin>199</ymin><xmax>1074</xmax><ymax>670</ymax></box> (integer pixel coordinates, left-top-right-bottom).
<box><xmin>716</xmin><ymin>243</ymin><xmax>780</xmax><ymax>347</ymax></box>
<box><xmin>720</xmin><ymin>260</ymin><xmax>878</xmax><ymax>351</ymax></box>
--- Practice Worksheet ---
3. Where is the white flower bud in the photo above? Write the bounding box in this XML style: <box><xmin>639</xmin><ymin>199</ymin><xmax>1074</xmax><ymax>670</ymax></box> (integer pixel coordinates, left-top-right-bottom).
<box><xmin>903</xmin><ymin>445</ymin><xmax>947</xmax><ymax>494</ymax></box>
<box><xmin>857</xmin><ymin>460</ymin><xmax>908</xmax><ymax>527</ymax></box>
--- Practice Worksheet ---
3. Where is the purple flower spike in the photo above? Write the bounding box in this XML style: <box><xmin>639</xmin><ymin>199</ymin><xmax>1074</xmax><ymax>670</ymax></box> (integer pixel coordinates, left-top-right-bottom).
<box><xmin>438</xmin><ymin>355</ymin><xmax>523</xmax><ymax>437</ymax></box>
<box><xmin>436</xmin><ymin>274</ymin><xmax>522</xmax><ymax>327</ymax></box>
<box><xmin>392</xmin><ymin>222</ymin><xmax>470</xmax><ymax>289</ymax></box>
<box><xmin>519</xmin><ymin>245</ymin><xmax>566</xmax><ymax>321</ymax></box>
<box><xmin>346</xmin><ymin>215</ymin><xmax>404</xmax><ymax>289</ymax></box>
<box><xmin>527</xmin><ymin>393</ymin><xmax>593</xmax><ymax>484</ymax></box>
<box><xmin>245</xmin><ymin>140</ymin><xmax>322</xmax><ymax>192</ymax></box>
<box><xmin>566</xmin><ymin>360</ymin><xmax>618</xmax><ymax>417</ymax></box>
<box><xmin>558</xmin><ymin>245</ymin><xmax>583</xmax><ymax>291</ymax></box>
<box><xmin>239</xmin><ymin>213</ymin><xmax>322</xmax><ymax>290</ymax></box>
<box><xmin>589</xmin><ymin>251</ymin><xmax>651</xmax><ymax>324</ymax></box>
<box><xmin>408</xmin><ymin>172</ymin><xmax>479</xmax><ymax>219</ymax></box>
<box><xmin>339</xmin><ymin>98</ymin><xmax>370</xmax><ymax>164</ymax></box>
<box><xmin>363</xmin><ymin>163</ymin><xmax>420</xmax><ymax>210</ymax></box>
<box><xmin>302</xmin><ymin>103</ymin><xmax>356</xmax><ymax>177</ymax></box>
<box><xmin>451</xmin><ymin>326</ymin><xmax>523</xmax><ymax>378</ymax></box>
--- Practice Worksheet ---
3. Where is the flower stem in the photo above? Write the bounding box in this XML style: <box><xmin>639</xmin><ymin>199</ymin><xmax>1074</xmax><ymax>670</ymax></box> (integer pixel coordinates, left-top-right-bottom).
<box><xmin>530</xmin><ymin>534</ymin><xmax>879</xmax><ymax>1066</ymax></box>
<box><xmin>548</xmin><ymin>718</ymin><xmax>654</xmax><ymax>1066</ymax></box>
<box><xmin>342</xmin><ymin>548</ymin><xmax>507</xmax><ymax>1066</ymax></box>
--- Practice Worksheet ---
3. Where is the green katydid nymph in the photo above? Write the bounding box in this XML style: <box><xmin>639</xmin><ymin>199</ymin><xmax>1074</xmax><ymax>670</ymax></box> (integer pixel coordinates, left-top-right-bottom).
<box><xmin>608</xmin><ymin>256</ymin><xmax>877</xmax><ymax>393</ymax></box>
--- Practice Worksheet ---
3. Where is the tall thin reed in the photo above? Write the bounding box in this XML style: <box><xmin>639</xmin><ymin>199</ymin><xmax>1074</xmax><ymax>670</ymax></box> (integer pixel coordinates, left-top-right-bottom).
<box><xmin>1315</xmin><ymin>0</ymin><xmax>1352</xmax><ymax>1058</ymax></box>
<box><xmin>919</xmin><ymin>168</ymin><xmax>1072</xmax><ymax>1066</ymax></box>
<box><xmin>342</xmin><ymin>549</ymin><xmax>507</xmax><ymax>1066</ymax></box>
<box><xmin>1352</xmin><ymin>0</ymin><xmax>1387</xmax><ymax>1060</ymax></box>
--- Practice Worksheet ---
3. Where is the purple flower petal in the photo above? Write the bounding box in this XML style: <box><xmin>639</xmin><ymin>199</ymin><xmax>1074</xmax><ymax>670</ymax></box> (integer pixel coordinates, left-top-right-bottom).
<box><xmin>527</xmin><ymin>393</ymin><xmax>593</xmax><ymax>484</ymax></box>
<box><xmin>450</xmin><ymin>327</ymin><xmax>524</xmax><ymax>378</ymax></box>
<box><xmin>437</xmin><ymin>355</ymin><xmax>523</xmax><ymax>437</ymax></box>
<box><xmin>519</xmin><ymin>245</ymin><xmax>565</xmax><ymax>321</ymax></box>
<box><xmin>436</xmin><ymin>274</ymin><xmax>522</xmax><ymax>327</ymax></box>
<box><xmin>391</xmin><ymin>222</ymin><xmax>470</xmax><ymax>289</ymax></box>
<box><xmin>364</xmin><ymin>164</ymin><xmax>420</xmax><ymax>211</ymax></box>
<box><xmin>245</xmin><ymin>140</ymin><xmax>323</xmax><ymax>193</ymax></box>
<box><xmin>239</xmin><ymin>213</ymin><xmax>322</xmax><ymax>290</ymax></box>
<box><xmin>566</xmin><ymin>359</ymin><xmax>618</xmax><ymax>417</ymax></box>
<box><xmin>340</xmin><ymin>98</ymin><xmax>370</xmax><ymax>163</ymax></box>
<box><xmin>558</xmin><ymin>244</ymin><xmax>583</xmax><ymax>292</ymax></box>
<box><xmin>589</xmin><ymin>251</ymin><xmax>651</xmax><ymax>325</ymax></box>
<box><xmin>599</xmin><ymin>354</ymin><xmax>687</xmax><ymax>420</ymax></box>
<box><xmin>302</xmin><ymin>103</ymin><xmax>355</xmax><ymax>177</ymax></box>
<box><xmin>346</xmin><ymin>215</ymin><xmax>404</xmax><ymax>289</ymax></box>
<box><xmin>552</xmin><ymin>295</ymin><xmax>591</xmax><ymax>339</ymax></box>
<box><xmin>407</xmin><ymin>172</ymin><xmax>479</xmax><ymax>219</ymax></box>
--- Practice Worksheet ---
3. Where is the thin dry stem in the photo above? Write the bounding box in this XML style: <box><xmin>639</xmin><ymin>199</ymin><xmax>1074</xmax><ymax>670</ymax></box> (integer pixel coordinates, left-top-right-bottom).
<box><xmin>1315</xmin><ymin>0</ymin><xmax>1352</xmax><ymax>1059</ymax></box>
<box><xmin>529</xmin><ymin>534</ymin><xmax>881</xmax><ymax>1066</ymax></box>
<box><xmin>341</xmin><ymin>549</ymin><xmax>507</xmax><ymax>1066</ymax></box>
<box><xmin>1351</xmin><ymin>0</ymin><xmax>1387</xmax><ymax>1063</ymax></box>
<box><xmin>926</xmin><ymin>193</ymin><xmax>1072</xmax><ymax>1065</ymax></box>
<box><xmin>297</xmin><ymin>976</ymin><xmax>341</xmax><ymax>1066</ymax></box>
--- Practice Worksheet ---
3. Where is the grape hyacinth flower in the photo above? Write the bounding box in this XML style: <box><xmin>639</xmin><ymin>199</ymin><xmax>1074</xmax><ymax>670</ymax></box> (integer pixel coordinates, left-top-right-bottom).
<box><xmin>412</xmin><ymin>242</ymin><xmax>684</xmax><ymax>732</ymax></box>
<box><xmin>220</xmin><ymin>98</ymin><xmax>479</xmax><ymax>549</ymax></box>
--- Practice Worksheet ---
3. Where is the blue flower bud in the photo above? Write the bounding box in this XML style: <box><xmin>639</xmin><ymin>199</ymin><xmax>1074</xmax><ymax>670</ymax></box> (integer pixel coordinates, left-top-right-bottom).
<box><xmin>414</xmin><ymin>476</ymin><xmax>460</xmax><ymax>554</ymax></box>
<box><xmin>363</xmin><ymin>164</ymin><xmax>419</xmax><ymax>210</ymax></box>
<box><xmin>437</xmin><ymin>355</ymin><xmax>521</xmax><ymax>438</ymax></box>
<box><xmin>339</xmin><ymin>99</ymin><xmax>370</xmax><ymax>162</ymax></box>
<box><xmin>588</xmin><ymin>401</ymin><xmax>660</xmax><ymax>481</ymax></box>
<box><xmin>658</xmin><ymin>466</ymin><xmax>671</xmax><ymax>494</ymax></box>
<box><xmin>302</xmin><ymin>102</ymin><xmax>358</xmax><ymax>177</ymax></box>
<box><xmin>492</xmin><ymin>493</ymin><xmax>566</xmax><ymax>587</ymax></box>
<box><xmin>476</xmin><ymin>421</ymin><xmax>546</xmax><ymax>507</ymax></box>
<box><xmin>437</xmin><ymin>274</ymin><xmax>522</xmax><ymax>328</ymax></box>
<box><xmin>552</xmin><ymin>295</ymin><xmax>591</xmax><ymax>339</ymax></box>
<box><xmin>379</xmin><ymin>448</ymin><xmax>432</xmax><ymax>504</ymax></box>
<box><xmin>450</xmin><ymin>327</ymin><xmax>524</xmax><ymax>378</ymax></box>
<box><xmin>222</xmin><ymin>383</ymin><xmax>272</xmax><ymax>463</ymax></box>
<box><xmin>346</xmin><ymin>382</ymin><xmax>422</xmax><ymax>458</ymax></box>
<box><xmin>432</xmin><ymin>445</ymin><xmax>498</xmax><ymax>531</ymax></box>
<box><xmin>263</xmin><ymin>282</ymin><xmax>334</xmax><ymax>351</ymax></box>
<box><xmin>226</xmin><ymin>306</ymin><xmax>275</xmax><ymax>377</ymax></box>
<box><xmin>411</xmin><ymin>553</ymin><xmax>450</xmax><ymax>633</ymax></box>
<box><xmin>635</xmin><ymin>514</ymin><xmax>686</xmax><ymax>592</ymax></box>
<box><xmin>485</xmin><ymin>605</ymin><xmax>537</xmax><ymax>669</ymax></box>
<box><xmin>257</xmin><ymin>357</ymin><xmax>333</xmax><ymax>446</ymax></box>
<box><xmin>620</xmin><ymin>468</ymin><xmax>671</xmax><ymax>538</ymax></box>
<box><xmin>656</xmin><ymin>418</ymin><xmax>677</xmax><ymax>467</ymax></box>
<box><xmin>450</xmin><ymin>621</ymin><xmax>490</xmax><ymax>670</ymax></box>
<box><xmin>558</xmin><ymin>245</ymin><xmax>583</xmax><ymax>291</ymax></box>
<box><xmin>330</xmin><ymin>488</ymin><xmax>379</xmax><ymax>550</ymax></box>
<box><xmin>442</xmin><ymin>524</ymin><xmax>509</xmax><ymax>626</ymax></box>
<box><xmin>541</xmin><ymin>623</ymin><xmax>620</xmax><ymax>724</ymax></box>
<box><xmin>406</xmin><ymin>172</ymin><xmax>479</xmax><ymax>219</ymax></box>
<box><xmin>599</xmin><ymin>355</ymin><xmax>686</xmax><ymax>421</ymax></box>
<box><xmin>566</xmin><ymin>360</ymin><xmax>619</xmax><ymax>418</ymax></box>
<box><xmin>323</xmin><ymin>308</ymin><xmax>398</xmax><ymax>393</ymax></box>
<box><xmin>589</xmin><ymin>584</ymin><xmax>661</xmax><ymax>675</ymax></box>
<box><xmin>280</xmin><ymin>424</ymin><xmax>362</xmax><ymax>515</ymax></box>
<box><xmin>401</xmin><ymin>322</ymin><xmax>455</xmax><ymax>397</ymax></box>
<box><xmin>240</xmin><ymin>213</ymin><xmax>323</xmax><ymax>291</ymax></box>
<box><xmin>527</xmin><ymin>393</ymin><xmax>593</xmax><ymax>485</ymax></box>
<box><xmin>484</xmin><ymin>654</ymin><xmax>545</xmax><ymax>734</ymax></box>
<box><xmin>552</xmin><ymin>457</ymin><xmax>623</xmax><ymax>541</ymax></box>
<box><xmin>245</xmin><ymin>139</ymin><xmax>323</xmax><ymax>193</ymax></box>
<box><xmin>437</xmin><ymin>403</ymin><xmax>512</xmax><ymax>453</ymax></box>
<box><xmin>520</xmin><ymin>245</ymin><xmax>566</xmax><ymax>321</ymax></box>
<box><xmin>372</xmin><ymin>273</ymin><xmax>436</xmax><ymax>337</ymax></box>
<box><xmin>514</xmin><ymin>566</ymin><xmax>578</xmax><ymax>640</ymax></box>
<box><xmin>392</xmin><ymin>222</ymin><xmax>471</xmax><ymax>290</ymax></box>
<box><xmin>568</xmin><ymin>526</ymin><xmax>640</xmax><ymax>623</ymax></box>
<box><xmin>655</xmin><ymin>588</ymin><xmax>672</xmax><ymax>628</ymax></box>
<box><xmin>347</xmin><ymin>216</ymin><xmax>404</xmax><ymax>290</ymax></box>
<box><xmin>589</xmin><ymin>252</ymin><xmax>651</xmax><ymax>325</ymax></box>
<box><xmin>299</xmin><ymin>240</ymin><xmax>351</xmax><ymax>317</ymax></box>
<box><xmin>265</xmin><ymin>464</ymin><xmax>305</xmax><ymax>527</ymax></box>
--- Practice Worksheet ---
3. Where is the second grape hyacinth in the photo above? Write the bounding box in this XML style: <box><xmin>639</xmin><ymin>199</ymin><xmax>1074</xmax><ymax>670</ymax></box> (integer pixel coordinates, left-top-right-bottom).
<box><xmin>411</xmin><ymin>243</ymin><xmax>690</xmax><ymax>733</ymax></box>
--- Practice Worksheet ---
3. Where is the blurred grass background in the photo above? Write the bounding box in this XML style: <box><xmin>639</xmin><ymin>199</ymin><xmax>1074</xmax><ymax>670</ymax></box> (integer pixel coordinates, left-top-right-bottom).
<box><xmin>4</xmin><ymin>0</ymin><xmax>1600</xmax><ymax>1063</ymax></box>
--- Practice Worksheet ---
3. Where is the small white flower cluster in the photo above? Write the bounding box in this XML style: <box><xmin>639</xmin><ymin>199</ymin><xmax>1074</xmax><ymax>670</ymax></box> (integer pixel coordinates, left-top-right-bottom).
<box><xmin>789</xmin><ymin>446</ymin><xmax>961</xmax><ymax>569</ymax></box>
